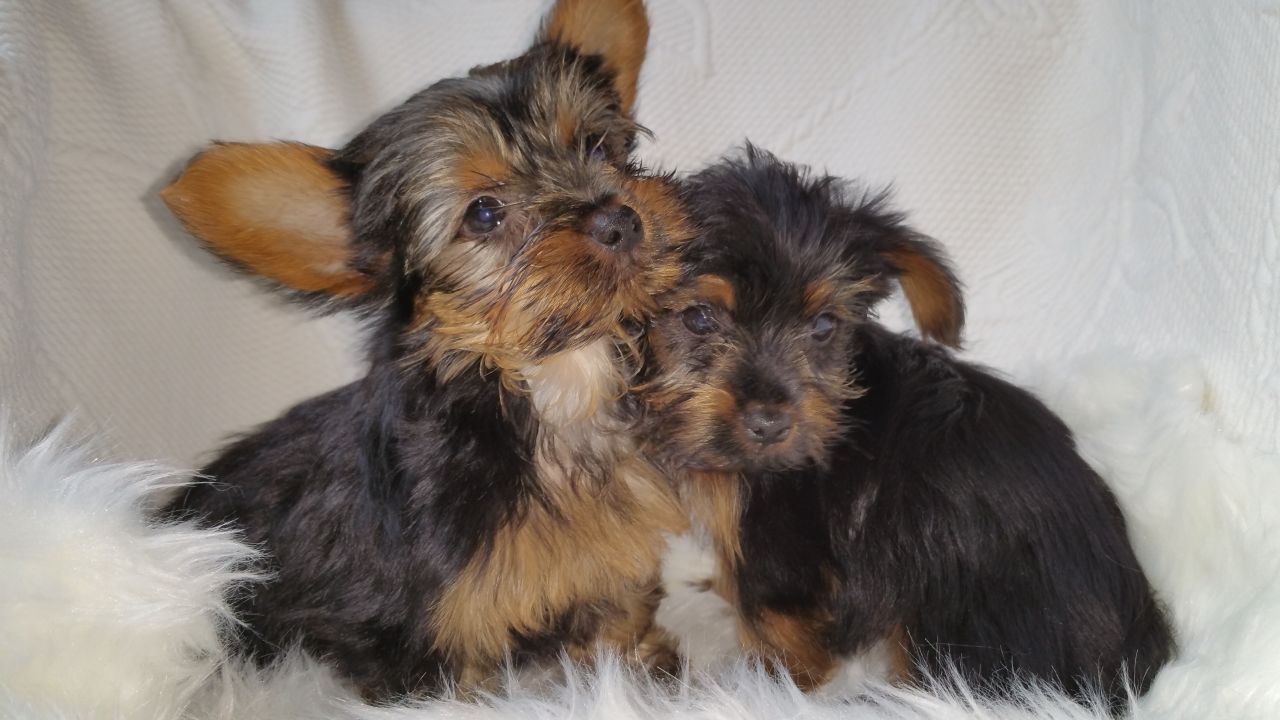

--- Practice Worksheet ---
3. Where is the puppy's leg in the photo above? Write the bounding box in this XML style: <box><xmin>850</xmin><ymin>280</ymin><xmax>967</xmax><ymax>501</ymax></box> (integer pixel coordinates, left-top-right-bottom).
<box><xmin>744</xmin><ymin>609</ymin><xmax>838</xmax><ymax>690</ymax></box>
<box><xmin>576</xmin><ymin>578</ymin><xmax>682</xmax><ymax>676</ymax></box>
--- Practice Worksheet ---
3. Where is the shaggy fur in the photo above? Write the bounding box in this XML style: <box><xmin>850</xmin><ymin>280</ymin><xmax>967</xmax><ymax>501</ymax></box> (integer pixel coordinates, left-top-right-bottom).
<box><xmin>0</xmin><ymin>418</ymin><xmax>258</xmax><ymax>719</ymax></box>
<box><xmin>638</xmin><ymin>148</ymin><xmax>1175</xmax><ymax>708</ymax></box>
<box><xmin>1</xmin><ymin>354</ymin><xmax>1277</xmax><ymax>718</ymax></box>
<box><xmin>158</xmin><ymin>0</ymin><xmax>691</xmax><ymax>700</ymax></box>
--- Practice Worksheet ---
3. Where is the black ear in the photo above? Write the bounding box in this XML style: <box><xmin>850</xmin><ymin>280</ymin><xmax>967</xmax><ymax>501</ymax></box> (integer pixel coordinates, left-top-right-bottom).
<box><xmin>850</xmin><ymin>202</ymin><xmax>964</xmax><ymax>347</ymax></box>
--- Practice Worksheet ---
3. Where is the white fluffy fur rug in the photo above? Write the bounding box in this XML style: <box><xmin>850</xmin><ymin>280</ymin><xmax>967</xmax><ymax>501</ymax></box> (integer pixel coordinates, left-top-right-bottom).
<box><xmin>3</xmin><ymin>354</ymin><xmax>1278</xmax><ymax>720</ymax></box>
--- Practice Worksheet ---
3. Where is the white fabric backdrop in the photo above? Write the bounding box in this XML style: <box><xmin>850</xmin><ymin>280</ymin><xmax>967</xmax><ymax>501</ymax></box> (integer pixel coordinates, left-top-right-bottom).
<box><xmin>2</xmin><ymin>0</ymin><xmax>1277</xmax><ymax>464</ymax></box>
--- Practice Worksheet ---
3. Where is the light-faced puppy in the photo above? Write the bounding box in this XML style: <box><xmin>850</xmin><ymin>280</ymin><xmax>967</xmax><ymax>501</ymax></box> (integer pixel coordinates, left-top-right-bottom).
<box><xmin>162</xmin><ymin>0</ymin><xmax>689</xmax><ymax>699</ymax></box>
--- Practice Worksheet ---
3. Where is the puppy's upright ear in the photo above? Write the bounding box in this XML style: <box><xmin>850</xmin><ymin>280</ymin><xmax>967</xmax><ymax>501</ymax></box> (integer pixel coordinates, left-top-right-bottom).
<box><xmin>161</xmin><ymin>142</ymin><xmax>382</xmax><ymax>303</ymax></box>
<box><xmin>875</xmin><ymin>230</ymin><xmax>965</xmax><ymax>347</ymax></box>
<box><xmin>542</xmin><ymin>0</ymin><xmax>649</xmax><ymax>113</ymax></box>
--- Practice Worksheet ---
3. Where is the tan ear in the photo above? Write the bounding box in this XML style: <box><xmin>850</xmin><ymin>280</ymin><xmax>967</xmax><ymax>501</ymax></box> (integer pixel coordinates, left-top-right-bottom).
<box><xmin>879</xmin><ymin>238</ymin><xmax>965</xmax><ymax>347</ymax></box>
<box><xmin>160</xmin><ymin>142</ymin><xmax>373</xmax><ymax>298</ymax></box>
<box><xmin>542</xmin><ymin>0</ymin><xmax>649</xmax><ymax>113</ymax></box>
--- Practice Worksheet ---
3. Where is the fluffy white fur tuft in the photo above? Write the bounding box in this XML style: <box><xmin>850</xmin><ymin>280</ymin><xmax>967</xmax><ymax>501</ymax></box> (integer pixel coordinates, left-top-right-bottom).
<box><xmin>2</xmin><ymin>352</ymin><xmax>1277</xmax><ymax>719</ymax></box>
<box><xmin>180</xmin><ymin>652</ymin><xmax>1113</xmax><ymax>720</ymax></box>
<box><xmin>1029</xmin><ymin>357</ymin><xmax>1280</xmax><ymax>720</ymax></box>
<box><xmin>0</xmin><ymin>419</ymin><xmax>261</xmax><ymax>719</ymax></box>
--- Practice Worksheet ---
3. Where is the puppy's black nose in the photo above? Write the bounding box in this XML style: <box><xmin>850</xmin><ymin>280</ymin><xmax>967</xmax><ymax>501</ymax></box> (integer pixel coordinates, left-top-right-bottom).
<box><xmin>586</xmin><ymin>204</ymin><xmax>643</xmax><ymax>251</ymax></box>
<box><xmin>741</xmin><ymin>404</ymin><xmax>793</xmax><ymax>445</ymax></box>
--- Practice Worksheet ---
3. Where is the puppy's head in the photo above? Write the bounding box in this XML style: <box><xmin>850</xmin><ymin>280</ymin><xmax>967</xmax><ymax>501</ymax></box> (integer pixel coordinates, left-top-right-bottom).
<box><xmin>161</xmin><ymin>0</ymin><xmax>686</xmax><ymax>381</ymax></box>
<box><xmin>642</xmin><ymin>146</ymin><xmax>963</xmax><ymax>472</ymax></box>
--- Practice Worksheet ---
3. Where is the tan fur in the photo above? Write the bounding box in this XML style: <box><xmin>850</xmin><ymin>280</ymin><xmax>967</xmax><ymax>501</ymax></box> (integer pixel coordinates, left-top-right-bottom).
<box><xmin>543</xmin><ymin>0</ymin><xmax>649</xmax><ymax>113</ymax></box>
<box><xmin>807</xmin><ymin>275</ymin><xmax>882</xmax><ymax>319</ymax></box>
<box><xmin>569</xmin><ymin>580</ymin><xmax>680</xmax><ymax>675</ymax></box>
<box><xmin>555</xmin><ymin>105</ymin><xmax>580</xmax><ymax>148</ymax></box>
<box><xmin>428</xmin><ymin>336</ymin><xmax>685</xmax><ymax>680</ymax></box>
<box><xmin>686</xmin><ymin>384</ymin><xmax>739</xmax><ymax>438</ymax></box>
<box><xmin>412</xmin><ymin>229</ymin><xmax>632</xmax><ymax>384</ymax></box>
<box><xmin>694</xmin><ymin>274</ymin><xmax>737</xmax><ymax>311</ymax></box>
<box><xmin>661</xmin><ymin>365</ymin><xmax>848</xmax><ymax>470</ymax></box>
<box><xmin>410</xmin><ymin>174</ymin><xmax>688</xmax><ymax>386</ymax></box>
<box><xmin>802</xmin><ymin>278</ymin><xmax>836</xmax><ymax>317</ymax></box>
<box><xmin>683</xmin><ymin>471</ymin><xmax>743</xmax><ymax>570</ymax></box>
<box><xmin>884</xmin><ymin>625</ymin><xmax>912</xmax><ymax>683</ymax></box>
<box><xmin>746</xmin><ymin>609</ymin><xmax>838</xmax><ymax>691</ymax></box>
<box><xmin>796</xmin><ymin>383</ymin><xmax>847</xmax><ymax>454</ymax></box>
<box><xmin>160</xmin><ymin>142</ymin><xmax>376</xmax><ymax>297</ymax></box>
<box><xmin>430</xmin><ymin>455</ymin><xmax>685</xmax><ymax>677</ymax></box>
<box><xmin>454</xmin><ymin>149</ymin><xmax>512</xmax><ymax>193</ymax></box>
<box><xmin>883</xmin><ymin>247</ymin><xmax>962</xmax><ymax>347</ymax></box>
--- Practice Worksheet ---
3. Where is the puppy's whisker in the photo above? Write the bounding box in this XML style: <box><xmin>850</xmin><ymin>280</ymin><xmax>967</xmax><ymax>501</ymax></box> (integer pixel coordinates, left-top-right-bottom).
<box><xmin>468</xmin><ymin>171</ymin><xmax>506</xmax><ymax>188</ymax></box>
<box><xmin>495</xmin><ymin>199</ymin><xmax>535</xmax><ymax>209</ymax></box>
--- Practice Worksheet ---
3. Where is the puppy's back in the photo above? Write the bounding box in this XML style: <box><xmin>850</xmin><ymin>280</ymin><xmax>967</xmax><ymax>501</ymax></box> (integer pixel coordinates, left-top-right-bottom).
<box><xmin>166</xmin><ymin>379</ymin><xmax>457</xmax><ymax>696</ymax></box>
<box><xmin>838</xmin><ymin>325</ymin><xmax>1175</xmax><ymax>702</ymax></box>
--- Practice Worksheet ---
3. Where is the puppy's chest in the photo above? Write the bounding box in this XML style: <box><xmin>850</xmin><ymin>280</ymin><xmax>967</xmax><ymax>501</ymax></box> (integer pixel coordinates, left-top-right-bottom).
<box><xmin>429</xmin><ymin>458</ymin><xmax>682</xmax><ymax>669</ymax></box>
<box><xmin>429</xmin><ymin>343</ymin><xmax>684</xmax><ymax>667</ymax></box>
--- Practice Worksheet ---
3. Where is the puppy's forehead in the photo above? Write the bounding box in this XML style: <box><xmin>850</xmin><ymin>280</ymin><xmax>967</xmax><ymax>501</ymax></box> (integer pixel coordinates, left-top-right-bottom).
<box><xmin>474</xmin><ymin>46</ymin><xmax>625</xmax><ymax>135</ymax></box>
<box><xmin>691</xmin><ymin>237</ymin><xmax>845</xmax><ymax>318</ymax></box>
<box><xmin>358</xmin><ymin>45</ymin><xmax>627</xmax><ymax>179</ymax></box>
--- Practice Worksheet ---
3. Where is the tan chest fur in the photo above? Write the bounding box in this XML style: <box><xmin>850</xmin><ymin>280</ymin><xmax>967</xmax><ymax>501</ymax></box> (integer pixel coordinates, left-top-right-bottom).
<box><xmin>428</xmin><ymin>342</ymin><xmax>686</xmax><ymax>675</ymax></box>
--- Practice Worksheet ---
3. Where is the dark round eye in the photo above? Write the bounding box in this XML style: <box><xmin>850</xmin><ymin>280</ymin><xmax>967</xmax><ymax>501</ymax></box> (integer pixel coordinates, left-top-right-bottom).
<box><xmin>681</xmin><ymin>305</ymin><xmax>718</xmax><ymax>335</ymax></box>
<box><xmin>811</xmin><ymin>313</ymin><xmax>837</xmax><ymax>342</ymax></box>
<box><xmin>464</xmin><ymin>196</ymin><xmax>503</xmax><ymax>234</ymax></box>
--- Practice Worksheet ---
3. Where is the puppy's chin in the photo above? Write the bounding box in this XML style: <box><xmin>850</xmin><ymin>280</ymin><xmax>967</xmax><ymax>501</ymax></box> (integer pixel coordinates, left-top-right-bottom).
<box><xmin>657</xmin><ymin>439</ymin><xmax>818</xmax><ymax>476</ymax></box>
<box><xmin>737</xmin><ymin>448</ymin><xmax>819</xmax><ymax>475</ymax></box>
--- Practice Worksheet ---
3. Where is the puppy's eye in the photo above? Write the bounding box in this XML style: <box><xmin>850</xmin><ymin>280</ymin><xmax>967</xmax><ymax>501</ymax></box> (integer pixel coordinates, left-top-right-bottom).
<box><xmin>682</xmin><ymin>305</ymin><xmax>718</xmax><ymax>335</ymax></box>
<box><xmin>811</xmin><ymin>313</ymin><xmax>837</xmax><ymax>342</ymax></box>
<box><xmin>464</xmin><ymin>196</ymin><xmax>503</xmax><ymax>234</ymax></box>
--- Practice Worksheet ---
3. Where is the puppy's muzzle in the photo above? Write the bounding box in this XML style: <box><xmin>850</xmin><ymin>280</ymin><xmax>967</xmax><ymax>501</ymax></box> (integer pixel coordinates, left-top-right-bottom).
<box><xmin>585</xmin><ymin>201</ymin><xmax>643</xmax><ymax>252</ymax></box>
<box><xmin>741</xmin><ymin>402</ymin><xmax>794</xmax><ymax>445</ymax></box>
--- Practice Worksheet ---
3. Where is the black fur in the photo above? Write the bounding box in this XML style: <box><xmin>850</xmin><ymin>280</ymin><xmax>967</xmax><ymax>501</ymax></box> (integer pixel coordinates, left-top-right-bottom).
<box><xmin>173</xmin><ymin>353</ymin><xmax>544</xmax><ymax>697</ymax></box>
<box><xmin>642</xmin><ymin>147</ymin><xmax>1175</xmax><ymax>709</ymax></box>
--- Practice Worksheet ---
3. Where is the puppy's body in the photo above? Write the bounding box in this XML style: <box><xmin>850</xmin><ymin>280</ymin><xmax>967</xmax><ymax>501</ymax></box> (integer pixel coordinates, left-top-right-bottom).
<box><xmin>733</xmin><ymin>324</ymin><xmax>1173</xmax><ymax>699</ymax></box>
<box><xmin>185</xmin><ymin>343</ymin><xmax>679</xmax><ymax>697</ymax></box>
<box><xmin>643</xmin><ymin>148</ymin><xmax>1174</xmax><ymax>706</ymax></box>
<box><xmin>163</xmin><ymin>0</ymin><xmax>689</xmax><ymax>698</ymax></box>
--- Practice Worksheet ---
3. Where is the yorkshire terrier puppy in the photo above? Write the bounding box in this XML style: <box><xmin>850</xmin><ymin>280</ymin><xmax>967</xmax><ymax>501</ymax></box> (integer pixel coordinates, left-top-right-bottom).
<box><xmin>641</xmin><ymin>147</ymin><xmax>1174</xmax><ymax>708</ymax></box>
<box><xmin>161</xmin><ymin>0</ymin><xmax>691</xmax><ymax>699</ymax></box>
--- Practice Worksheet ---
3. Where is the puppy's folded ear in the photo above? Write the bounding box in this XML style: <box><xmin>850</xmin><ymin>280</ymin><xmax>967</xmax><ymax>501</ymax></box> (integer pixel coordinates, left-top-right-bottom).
<box><xmin>870</xmin><ymin>229</ymin><xmax>965</xmax><ymax>347</ymax></box>
<box><xmin>161</xmin><ymin>142</ymin><xmax>383</xmax><ymax>304</ymax></box>
<box><xmin>541</xmin><ymin>0</ymin><xmax>649</xmax><ymax>113</ymax></box>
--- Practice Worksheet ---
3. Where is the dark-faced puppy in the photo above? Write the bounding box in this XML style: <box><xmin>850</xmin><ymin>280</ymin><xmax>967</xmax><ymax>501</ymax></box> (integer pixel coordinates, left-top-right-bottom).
<box><xmin>161</xmin><ymin>0</ymin><xmax>690</xmax><ymax>699</ymax></box>
<box><xmin>641</xmin><ymin>146</ymin><xmax>1174</xmax><ymax>709</ymax></box>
